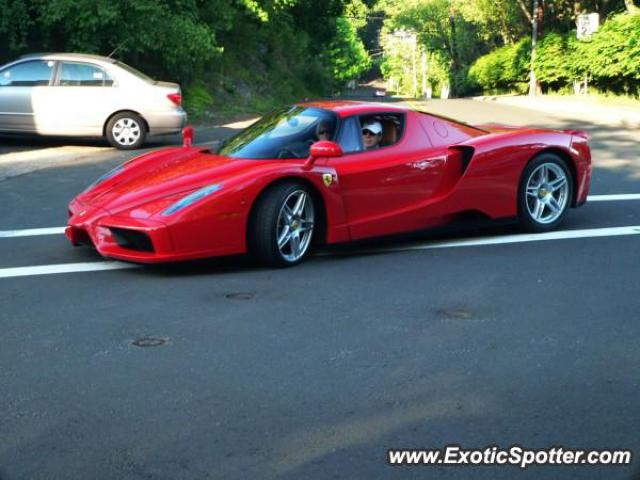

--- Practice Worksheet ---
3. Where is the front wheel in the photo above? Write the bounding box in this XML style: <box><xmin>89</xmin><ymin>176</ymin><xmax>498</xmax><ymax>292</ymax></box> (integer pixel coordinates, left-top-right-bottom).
<box><xmin>249</xmin><ymin>183</ymin><xmax>316</xmax><ymax>267</ymax></box>
<box><xmin>518</xmin><ymin>154</ymin><xmax>573</xmax><ymax>232</ymax></box>
<box><xmin>106</xmin><ymin>112</ymin><xmax>147</xmax><ymax>150</ymax></box>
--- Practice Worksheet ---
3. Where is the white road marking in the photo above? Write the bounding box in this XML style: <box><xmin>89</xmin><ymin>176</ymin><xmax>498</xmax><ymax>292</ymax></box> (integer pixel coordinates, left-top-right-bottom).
<box><xmin>587</xmin><ymin>194</ymin><xmax>640</xmax><ymax>202</ymax></box>
<box><xmin>0</xmin><ymin>194</ymin><xmax>638</xmax><ymax>240</ymax></box>
<box><xmin>0</xmin><ymin>227</ymin><xmax>66</xmax><ymax>238</ymax></box>
<box><xmin>354</xmin><ymin>225</ymin><xmax>640</xmax><ymax>256</ymax></box>
<box><xmin>0</xmin><ymin>225</ymin><xmax>638</xmax><ymax>279</ymax></box>
<box><xmin>0</xmin><ymin>262</ymin><xmax>138</xmax><ymax>279</ymax></box>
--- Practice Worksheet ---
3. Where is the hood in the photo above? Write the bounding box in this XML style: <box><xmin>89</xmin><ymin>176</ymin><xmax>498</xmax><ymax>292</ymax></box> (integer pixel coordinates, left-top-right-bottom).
<box><xmin>79</xmin><ymin>147</ymin><xmax>269</xmax><ymax>214</ymax></box>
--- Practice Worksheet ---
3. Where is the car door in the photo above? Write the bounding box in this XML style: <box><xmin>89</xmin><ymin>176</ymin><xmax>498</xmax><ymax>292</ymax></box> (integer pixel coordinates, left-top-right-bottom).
<box><xmin>0</xmin><ymin>59</ymin><xmax>55</xmax><ymax>132</ymax></box>
<box><xmin>329</xmin><ymin>112</ymin><xmax>449</xmax><ymax>240</ymax></box>
<box><xmin>40</xmin><ymin>61</ymin><xmax>116</xmax><ymax>135</ymax></box>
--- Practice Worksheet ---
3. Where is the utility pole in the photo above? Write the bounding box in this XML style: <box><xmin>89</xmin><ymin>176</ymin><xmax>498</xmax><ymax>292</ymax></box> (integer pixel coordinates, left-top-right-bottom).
<box><xmin>392</xmin><ymin>30</ymin><xmax>418</xmax><ymax>97</ymax></box>
<box><xmin>411</xmin><ymin>34</ymin><xmax>418</xmax><ymax>98</ymax></box>
<box><xmin>528</xmin><ymin>0</ymin><xmax>539</xmax><ymax>97</ymax></box>
<box><xmin>421</xmin><ymin>51</ymin><xmax>427</xmax><ymax>99</ymax></box>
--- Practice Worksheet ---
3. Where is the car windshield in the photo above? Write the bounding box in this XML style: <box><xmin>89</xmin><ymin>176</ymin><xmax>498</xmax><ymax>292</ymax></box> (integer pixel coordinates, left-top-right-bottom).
<box><xmin>218</xmin><ymin>106</ymin><xmax>338</xmax><ymax>159</ymax></box>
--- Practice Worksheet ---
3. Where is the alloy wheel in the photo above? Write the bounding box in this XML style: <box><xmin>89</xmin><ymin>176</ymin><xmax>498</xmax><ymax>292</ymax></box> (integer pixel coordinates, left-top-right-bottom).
<box><xmin>525</xmin><ymin>162</ymin><xmax>570</xmax><ymax>224</ymax></box>
<box><xmin>276</xmin><ymin>190</ymin><xmax>315</xmax><ymax>262</ymax></box>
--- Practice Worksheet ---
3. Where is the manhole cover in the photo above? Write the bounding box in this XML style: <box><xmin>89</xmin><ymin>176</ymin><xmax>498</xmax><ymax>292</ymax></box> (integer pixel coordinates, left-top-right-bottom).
<box><xmin>437</xmin><ymin>309</ymin><xmax>473</xmax><ymax>319</ymax></box>
<box><xmin>131</xmin><ymin>336</ymin><xmax>170</xmax><ymax>348</ymax></box>
<box><xmin>225</xmin><ymin>292</ymin><xmax>255</xmax><ymax>300</ymax></box>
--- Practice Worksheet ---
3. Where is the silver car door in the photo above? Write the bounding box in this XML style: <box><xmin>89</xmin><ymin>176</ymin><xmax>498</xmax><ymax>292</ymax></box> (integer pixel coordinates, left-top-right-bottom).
<box><xmin>38</xmin><ymin>61</ymin><xmax>116</xmax><ymax>136</ymax></box>
<box><xmin>0</xmin><ymin>59</ymin><xmax>55</xmax><ymax>132</ymax></box>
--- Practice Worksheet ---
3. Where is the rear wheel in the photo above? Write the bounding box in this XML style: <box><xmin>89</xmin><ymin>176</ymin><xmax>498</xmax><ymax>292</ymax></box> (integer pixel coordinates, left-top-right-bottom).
<box><xmin>249</xmin><ymin>182</ymin><xmax>315</xmax><ymax>267</ymax></box>
<box><xmin>106</xmin><ymin>112</ymin><xmax>147</xmax><ymax>150</ymax></box>
<box><xmin>518</xmin><ymin>153</ymin><xmax>573</xmax><ymax>232</ymax></box>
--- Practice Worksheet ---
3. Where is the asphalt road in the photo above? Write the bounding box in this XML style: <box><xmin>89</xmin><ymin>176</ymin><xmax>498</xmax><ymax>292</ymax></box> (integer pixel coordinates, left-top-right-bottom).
<box><xmin>1</xmin><ymin>99</ymin><xmax>639</xmax><ymax>480</ymax></box>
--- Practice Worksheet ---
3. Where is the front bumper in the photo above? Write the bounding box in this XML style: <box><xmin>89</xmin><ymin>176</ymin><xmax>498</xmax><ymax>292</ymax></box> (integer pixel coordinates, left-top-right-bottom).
<box><xmin>66</xmin><ymin>198</ymin><xmax>243</xmax><ymax>263</ymax></box>
<box><xmin>66</xmin><ymin>199</ymin><xmax>173</xmax><ymax>263</ymax></box>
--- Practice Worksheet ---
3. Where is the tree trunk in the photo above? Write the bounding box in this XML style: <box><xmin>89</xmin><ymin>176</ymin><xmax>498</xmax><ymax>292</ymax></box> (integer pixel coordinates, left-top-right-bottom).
<box><xmin>536</xmin><ymin>2</ymin><xmax>544</xmax><ymax>40</ymax></box>
<box><xmin>498</xmin><ymin>14</ymin><xmax>513</xmax><ymax>44</ymax></box>
<box><xmin>516</xmin><ymin>0</ymin><xmax>533</xmax><ymax>22</ymax></box>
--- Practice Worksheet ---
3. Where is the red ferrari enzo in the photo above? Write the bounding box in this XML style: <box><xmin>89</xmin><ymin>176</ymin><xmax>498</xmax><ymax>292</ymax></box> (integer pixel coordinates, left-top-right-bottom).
<box><xmin>66</xmin><ymin>101</ymin><xmax>591</xmax><ymax>266</ymax></box>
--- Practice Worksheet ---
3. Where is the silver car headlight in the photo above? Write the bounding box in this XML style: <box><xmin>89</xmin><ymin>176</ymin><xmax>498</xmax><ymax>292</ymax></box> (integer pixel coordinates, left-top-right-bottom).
<box><xmin>162</xmin><ymin>184</ymin><xmax>223</xmax><ymax>216</ymax></box>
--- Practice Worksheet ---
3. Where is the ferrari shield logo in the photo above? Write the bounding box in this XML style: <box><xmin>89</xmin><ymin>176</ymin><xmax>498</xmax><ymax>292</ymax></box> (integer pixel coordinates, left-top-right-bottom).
<box><xmin>322</xmin><ymin>173</ymin><xmax>333</xmax><ymax>187</ymax></box>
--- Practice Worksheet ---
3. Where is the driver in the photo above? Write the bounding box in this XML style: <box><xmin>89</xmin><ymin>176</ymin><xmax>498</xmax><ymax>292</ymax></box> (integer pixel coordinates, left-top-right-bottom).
<box><xmin>315</xmin><ymin>121</ymin><xmax>333</xmax><ymax>142</ymax></box>
<box><xmin>361</xmin><ymin>120</ymin><xmax>383</xmax><ymax>150</ymax></box>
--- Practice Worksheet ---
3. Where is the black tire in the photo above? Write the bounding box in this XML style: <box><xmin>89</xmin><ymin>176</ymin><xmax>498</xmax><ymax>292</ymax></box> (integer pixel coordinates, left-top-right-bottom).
<box><xmin>249</xmin><ymin>182</ymin><xmax>316</xmax><ymax>267</ymax></box>
<box><xmin>518</xmin><ymin>153</ymin><xmax>573</xmax><ymax>233</ymax></box>
<box><xmin>105</xmin><ymin>112</ymin><xmax>147</xmax><ymax>150</ymax></box>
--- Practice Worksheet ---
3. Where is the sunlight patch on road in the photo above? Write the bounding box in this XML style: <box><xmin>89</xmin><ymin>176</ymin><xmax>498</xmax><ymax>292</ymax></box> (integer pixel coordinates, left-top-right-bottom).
<box><xmin>0</xmin><ymin>146</ymin><xmax>111</xmax><ymax>165</ymax></box>
<box><xmin>0</xmin><ymin>145</ymin><xmax>121</xmax><ymax>182</ymax></box>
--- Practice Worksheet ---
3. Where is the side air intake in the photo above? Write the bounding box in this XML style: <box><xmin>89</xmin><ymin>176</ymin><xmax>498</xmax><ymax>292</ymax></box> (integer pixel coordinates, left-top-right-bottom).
<box><xmin>448</xmin><ymin>146</ymin><xmax>475</xmax><ymax>175</ymax></box>
<box><xmin>110</xmin><ymin>228</ymin><xmax>154</xmax><ymax>252</ymax></box>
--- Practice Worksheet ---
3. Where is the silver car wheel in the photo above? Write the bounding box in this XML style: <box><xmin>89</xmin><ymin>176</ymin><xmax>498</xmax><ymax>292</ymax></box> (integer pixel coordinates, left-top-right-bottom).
<box><xmin>525</xmin><ymin>163</ymin><xmax>569</xmax><ymax>224</ymax></box>
<box><xmin>112</xmin><ymin>118</ymin><xmax>142</xmax><ymax>146</ymax></box>
<box><xmin>276</xmin><ymin>190</ymin><xmax>314</xmax><ymax>263</ymax></box>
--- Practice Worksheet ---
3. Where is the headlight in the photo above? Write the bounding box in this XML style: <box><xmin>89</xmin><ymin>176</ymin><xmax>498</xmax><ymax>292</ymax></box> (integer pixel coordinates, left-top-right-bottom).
<box><xmin>86</xmin><ymin>164</ymin><xmax>125</xmax><ymax>190</ymax></box>
<box><xmin>162</xmin><ymin>184</ymin><xmax>223</xmax><ymax>216</ymax></box>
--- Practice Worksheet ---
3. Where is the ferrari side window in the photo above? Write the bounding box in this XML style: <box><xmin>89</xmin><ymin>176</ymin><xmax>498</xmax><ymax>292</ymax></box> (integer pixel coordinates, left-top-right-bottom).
<box><xmin>359</xmin><ymin>113</ymin><xmax>404</xmax><ymax>150</ymax></box>
<box><xmin>336</xmin><ymin>117</ymin><xmax>362</xmax><ymax>153</ymax></box>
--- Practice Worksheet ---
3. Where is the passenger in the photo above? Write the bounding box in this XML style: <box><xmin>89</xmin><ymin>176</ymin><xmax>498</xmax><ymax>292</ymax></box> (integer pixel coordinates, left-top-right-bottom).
<box><xmin>361</xmin><ymin>120</ymin><xmax>383</xmax><ymax>150</ymax></box>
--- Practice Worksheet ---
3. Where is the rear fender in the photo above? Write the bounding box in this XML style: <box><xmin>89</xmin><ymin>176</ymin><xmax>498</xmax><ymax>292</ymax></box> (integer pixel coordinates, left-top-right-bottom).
<box><xmin>432</xmin><ymin>130</ymin><xmax>575</xmax><ymax>219</ymax></box>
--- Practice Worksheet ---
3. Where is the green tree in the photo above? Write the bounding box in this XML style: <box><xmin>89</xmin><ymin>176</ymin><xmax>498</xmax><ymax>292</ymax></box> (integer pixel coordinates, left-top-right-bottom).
<box><xmin>379</xmin><ymin>0</ymin><xmax>489</xmax><ymax>96</ymax></box>
<box><xmin>329</xmin><ymin>17</ymin><xmax>372</xmax><ymax>84</ymax></box>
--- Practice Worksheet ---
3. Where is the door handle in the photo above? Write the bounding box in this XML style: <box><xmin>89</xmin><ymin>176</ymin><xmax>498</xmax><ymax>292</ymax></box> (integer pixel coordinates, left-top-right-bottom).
<box><xmin>408</xmin><ymin>155</ymin><xmax>446</xmax><ymax>170</ymax></box>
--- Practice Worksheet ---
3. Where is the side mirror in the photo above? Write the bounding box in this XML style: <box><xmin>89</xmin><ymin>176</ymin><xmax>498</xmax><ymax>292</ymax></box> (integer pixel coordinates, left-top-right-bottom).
<box><xmin>310</xmin><ymin>141</ymin><xmax>343</xmax><ymax>158</ymax></box>
<box><xmin>182</xmin><ymin>125</ymin><xmax>194</xmax><ymax>148</ymax></box>
<box><xmin>304</xmin><ymin>141</ymin><xmax>343</xmax><ymax>169</ymax></box>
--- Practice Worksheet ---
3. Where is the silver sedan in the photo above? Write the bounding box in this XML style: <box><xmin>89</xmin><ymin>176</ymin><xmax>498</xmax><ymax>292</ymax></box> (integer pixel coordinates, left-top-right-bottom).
<box><xmin>0</xmin><ymin>53</ymin><xmax>187</xmax><ymax>149</ymax></box>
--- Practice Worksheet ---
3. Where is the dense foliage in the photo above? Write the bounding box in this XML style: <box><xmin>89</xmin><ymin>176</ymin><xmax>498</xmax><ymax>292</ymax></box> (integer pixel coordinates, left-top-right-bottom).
<box><xmin>2</xmin><ymin>0</ymin><xmax>638</xmax><ymax>106</ymax></box>
<box><xmin>469</xmin><ymin>13</ymin><xmax>640</xmax><ymax>96</ymax></box>
<box><xmin>379</xmin><ymin>0</ymin><xmax>639</xmax><ymax>98</ymax></box>
<box><xmin>379</xmin><ymin>0</ymin><xmax>489</xmax><ymax>97</ymax></box>
<box><xmin>0</xmin><ymin>0</ymin><xmax>372</xmax><ymax>116</ymax></box>
<box><xmin>467</xmin><ymin>38</ymin><xmax>531</xmax><ymax>93</ymax></box>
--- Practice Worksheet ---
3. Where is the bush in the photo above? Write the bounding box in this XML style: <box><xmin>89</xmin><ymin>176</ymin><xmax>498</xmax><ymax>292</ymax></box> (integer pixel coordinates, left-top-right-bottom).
<box><xmin>468</xmin><ymin>38</ymin><xmax>530</xmax><ymax>93</ymax></box>
<box><xmin>469</xmin><ymin>13</ymin><xmax>640</xmax><ymax>96</ymax></box>
<box><xmin>533</xmin><ymin>33</ymin><xmax>573</xmax><ymax>88</ymax></box>
<box><xmin>183</xmin><ymin>83</ymin><xmax>214</xmax><ymax>119</ymax></box>
<box><xmin>574</xmin><ymin>13</ymin><xmax>640</xmax><ymax>94</ymax></box>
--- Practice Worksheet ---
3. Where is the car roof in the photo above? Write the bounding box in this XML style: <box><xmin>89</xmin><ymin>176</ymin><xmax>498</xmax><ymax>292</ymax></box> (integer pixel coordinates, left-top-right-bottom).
<box><xmin>18</xmin><ymin>53</ymin><xmax>116</xmax><ymax>64</ymax></box>
<box><xmin>295</xmin><ymin>100</ymin><xmax>410</xmax><ymax>117</ymax></box>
